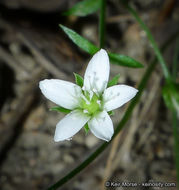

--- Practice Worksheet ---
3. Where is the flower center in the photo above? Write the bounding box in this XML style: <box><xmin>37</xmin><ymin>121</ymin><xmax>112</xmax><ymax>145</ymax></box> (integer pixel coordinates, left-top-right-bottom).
<box><xmin>80</xmin><ymin>91</ymin><xmax>101</xmax><ymax>115</ymax></box>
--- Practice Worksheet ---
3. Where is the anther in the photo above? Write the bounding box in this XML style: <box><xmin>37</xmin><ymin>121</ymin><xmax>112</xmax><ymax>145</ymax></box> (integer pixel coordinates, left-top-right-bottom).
<box><xmin>83</xmin><ymin>109</ymin><xmax>89</xmax><ymax>114</ymax></box>
<box><xmin>97</xmin><ymin>100</ymin><xmax>101</xmax><ymax>105</ymax></box>
<box><xmin>93</xmin><ymin>88</ymin><xmax>97</xmax><ymax>93</ymax></box>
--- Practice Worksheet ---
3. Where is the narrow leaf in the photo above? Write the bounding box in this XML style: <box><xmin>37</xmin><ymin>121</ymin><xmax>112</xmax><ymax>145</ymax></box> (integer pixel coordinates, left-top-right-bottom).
<box><xmin>60</xmin><ymin>24</ymin><xmax>99</xmax><ymax>55</ymax></box>
<box><xmin>109</xmin><ymin>53</ymin><xmax>143</xmax><ymax>68</ymax></box>
<box><xmin>107</xmin><ymin>74</ymin><xmax>120</xmax><ymax>87</ymax></box>
<box><xmin>63</xmin><ymin>0</ymin><xmax>100</xmax><ymax>17</ymax></box>
<box><xmin>60</xmin><ymin>25</ymin><xmax>143</xmax><ymax>68</ymax></box>
<box><xmin>74</xmin><ymin>73</ymin><xmax>84</xmax><ymax>87</ymax></box>
<box><xmin>50</xmin><ymin>106</ymin><xmax>71</xmax><ymax>113</ymax></box>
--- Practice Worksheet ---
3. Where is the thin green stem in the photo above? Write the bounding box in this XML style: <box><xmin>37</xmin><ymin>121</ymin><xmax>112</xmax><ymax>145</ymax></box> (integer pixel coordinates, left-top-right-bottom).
<box><xmin>47</xmin><ymin>32</ymin><xmax>178</xmax><ymax>190</ymax></box>
<box><xmin>172</xmin><ymin>37</ymin><xmax>179</xmax><ymax>80</ymax></box>
<box><xmin>172</xmin><ymin>111</ymin><xmax>179</xmax><ymax>188</ymax></box>
<box><xmin>172</xmin><ymin>37</ymin><xmax>179</xmax><ymax>188</ymax></box>
<box><xmin>99</xmin><ymin>0</ymin><xmax>106</xmax><ymax>48</ymax></box>
<box><xmin>123</xmin><ymin>1</ymin><xmax>172</xmax><ymax>81</ymax></box>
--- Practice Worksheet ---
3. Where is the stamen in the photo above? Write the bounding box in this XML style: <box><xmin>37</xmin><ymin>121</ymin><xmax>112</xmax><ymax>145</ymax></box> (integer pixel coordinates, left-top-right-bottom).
<box><xmin>83</xmin><ymin>109</ymin><xmax>89</xmax><ymax>114</ymax></box>
<box><xmin>97</xmin><ymin>100</ymin><xmax>101</xmax><ymax>106</ymax></box>
<box><xmin>92</xmin><ymin>88</ymin><xmax>99</xmax><ymax>97</ymax></box>
<box><xmin>89</xmin><ymin>90</ymin><xmax>94</xmax><ymax>100</ymax></box>
<box><xmin>93</xmin><ymin>88</ymin><xmax>97</xmax><ymax>93</ymax></box>
<box><xmin>81</xmin><ymin>94</ymin><xmax>90</xmax><ymax>105</ymax></box>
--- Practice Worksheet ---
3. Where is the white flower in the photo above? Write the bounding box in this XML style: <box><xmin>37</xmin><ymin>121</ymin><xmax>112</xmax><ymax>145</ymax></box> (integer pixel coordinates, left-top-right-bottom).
<box><xmin>39</xmin><ymin>49</ymin><xmax>138</xmax><ymax>142</ymax></box>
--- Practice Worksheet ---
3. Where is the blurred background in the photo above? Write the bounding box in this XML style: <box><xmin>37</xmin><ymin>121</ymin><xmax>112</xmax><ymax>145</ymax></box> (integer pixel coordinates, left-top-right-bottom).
<box><xmin>0</xmin><ymin>0</ymin><xmax>179</xmax><ymax>189</ymax></box>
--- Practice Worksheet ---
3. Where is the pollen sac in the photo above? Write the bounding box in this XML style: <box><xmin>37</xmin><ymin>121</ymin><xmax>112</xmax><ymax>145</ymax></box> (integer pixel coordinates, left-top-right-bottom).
<box><xmin>80</xmin><ymin>91</ymin><xmax>102</xmax><ymax>115</ymax></box>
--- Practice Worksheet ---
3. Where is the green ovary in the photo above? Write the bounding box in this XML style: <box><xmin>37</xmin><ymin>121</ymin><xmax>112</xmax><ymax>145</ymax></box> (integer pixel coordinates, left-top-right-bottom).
<box><xmin>81</xmin><ymin>93</ymin><xmax>101</xmax><ymax>115</ymax></box>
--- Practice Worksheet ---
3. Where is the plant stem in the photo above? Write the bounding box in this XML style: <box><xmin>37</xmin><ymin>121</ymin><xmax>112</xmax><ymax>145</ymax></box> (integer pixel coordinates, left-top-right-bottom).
<box><xmin>99</xmin><ymin>0</ymin><xmax>106</xmax><ymax>48</ymax></box>
<box><xmin>172</xmin><ymin>111</ymin><xmax>179</xmax><ymax>187</ymax></box>
<box><xmin>47</xmin><ymin>32</ymin><xmax>178</xmax><ymax>190</ymax></box>
<box><xmin>123</xmin><ymin>2</ymin><xmax>172</xmax><ymax>81</ymax></box>
<box><xmin>172</xmin><ymin>37</ymin><xmax>179</xmax><ymax>80</ymax></box>
<box><xmin>172</xmin><ymin>37</ymin><xmax>179</xmax><ymax>188</ymax></box>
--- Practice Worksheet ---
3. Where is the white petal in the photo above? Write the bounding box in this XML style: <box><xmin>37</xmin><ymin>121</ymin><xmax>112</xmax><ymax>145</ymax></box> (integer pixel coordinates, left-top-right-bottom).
<box><xmin>83</xmin><ymin>49</ymin><xmax>110</xmax><ymax>94</ymax></box>
<box><xmin>103</xmin><ymin>85</ymin><xmax>138</xmax><ymax>111</ymax></box>
<box><xmin>88</xmin><ymin>111</ymin><xmax>114</xmax><ymax>141</ymax></box>
<box><xmin>39</xmin><ymin>79</ymin><xmax>82</xmax><ymax>109</ymax></box>
<box><xmin>54</xmin><ymin>110</ymin><xmax>90</xmax><ymax>142</ymax></box>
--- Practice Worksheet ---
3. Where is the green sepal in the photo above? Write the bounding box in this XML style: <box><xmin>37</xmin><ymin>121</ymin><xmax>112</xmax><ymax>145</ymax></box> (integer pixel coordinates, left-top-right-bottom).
<box><xmin>84</xmin><ymin>123</ymin><xmax>90</xmax><ymax>134</ymax></box>
<box><xmin>60</xmin><ymin>25</ymin><xmax>143</xmax><ymax>68</ymax></box>
<box><xmin>63</xmin><ymin>0</ymin><xmax>100</xmax><ymax>17</ymax></box>
<box><xmin>60</xmin><ymin>24</ymin><xmax>99</xmax><ymax>55</ymax></box>
<box><xmin>50</xmin><ymin>106</ymin><xmax>71</xmax><ymax>113</ymax></box>
<box><xmin>107</xmin><ymin>74</ymin><xmax>120</xmax><ymax>87</ymax></box>
<box><xmin>109</xmin><ymin>53</ymin><xmax>143</xmax><ymax>68</ymax></box>
<box><xmin>162</xmin><ymin>82</ymin><xmax>179</xmax><ymax>112</ymax></box>
<box><xmin>108</xmin><ymin>111</ymin><xmax>115</xmax><ymax>116</ymax></box>
<box><xmin>74</xmin><ymin>73</ymin><xmax>84</xmax><ymax>87</ymax></box>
